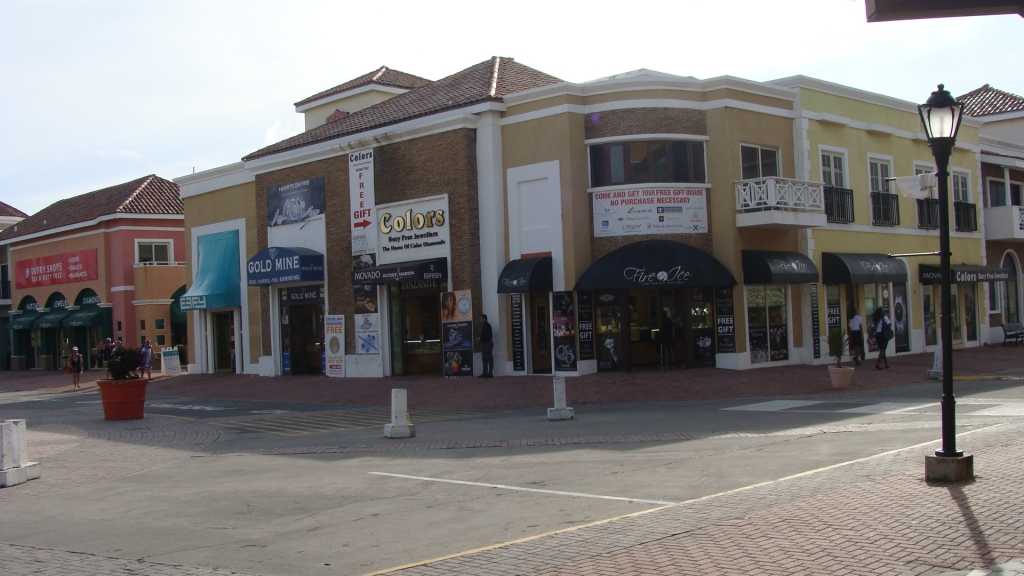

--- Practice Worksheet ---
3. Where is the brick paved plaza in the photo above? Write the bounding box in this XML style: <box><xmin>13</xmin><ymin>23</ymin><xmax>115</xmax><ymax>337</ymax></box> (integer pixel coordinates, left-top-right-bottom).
<box><xmin>1</xmin><ymin>344</ymin><xmax>1022</xmax><ymax>575</ymax></box>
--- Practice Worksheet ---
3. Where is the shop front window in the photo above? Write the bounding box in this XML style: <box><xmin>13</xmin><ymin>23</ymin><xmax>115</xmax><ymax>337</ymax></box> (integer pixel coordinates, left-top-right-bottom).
<box><xmin>747</xmin><ymin>285</ymin><xmax>788</xmax><ymax>364</ymax></box>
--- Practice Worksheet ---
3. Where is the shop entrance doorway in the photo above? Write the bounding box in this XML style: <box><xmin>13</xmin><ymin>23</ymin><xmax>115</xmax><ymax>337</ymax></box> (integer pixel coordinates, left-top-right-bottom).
<box><xmin>288</xmin><ymin>304</ymin><xmax>322</xmax><ymax>375</ymax></box>
<box><xmin>530</xmin><ymin>293</ymin><xmax>552</xmax><ymax>374</ymax></box>
<box><xmin>388</xmin><ymin>282</ymin><xmax>442</xmax><ymax>376</ymax></box>
<box><xmin>212</xmin><ymin>311</ymin><xmax>235</xmax><ymax>372</ymax></box>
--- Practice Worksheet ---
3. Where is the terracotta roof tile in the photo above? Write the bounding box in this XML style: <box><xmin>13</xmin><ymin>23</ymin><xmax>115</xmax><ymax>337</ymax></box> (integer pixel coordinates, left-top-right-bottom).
<box><xmin>294</xmin><ymin>66</ymin><xmax>432</xmax><ymax>108</ymax></box>
<box><xmin>958</xmin><ymin>84</ymin><xmax>1024</xmax><ymax>117</ymax></box>
<box><xmin>0</xmin><ymin>200</ymin><xmax>28</xmax><ymax>219</ymax></box>
<box><xmin>246</xmin><ymin>57</ymin><xmax>563</xmax><ymax>162</ymax></box>
<box><xmin>0</xmin><ymin>175</ymin><xmax>182</xmax><ymax>242</ymax></box>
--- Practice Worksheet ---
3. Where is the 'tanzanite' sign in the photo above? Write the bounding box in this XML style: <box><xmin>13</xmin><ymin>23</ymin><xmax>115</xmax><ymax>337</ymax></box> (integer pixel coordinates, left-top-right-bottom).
<box><xmin>247</xmin><ymin>247</ymin><xmax>325</xmax><ymax>286</ymax></box>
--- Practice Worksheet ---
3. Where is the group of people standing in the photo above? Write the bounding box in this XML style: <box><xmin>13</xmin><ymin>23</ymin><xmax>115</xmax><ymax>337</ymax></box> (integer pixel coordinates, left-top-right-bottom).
<box><xmin>847</xmin><ymin>307</ymin><xmax>893</xmax><ymax>370</ymax></box>
<box><xmin>66</xmin><ymin>338</ymin><xmax>154</xmax><ymax>390</ymax></box>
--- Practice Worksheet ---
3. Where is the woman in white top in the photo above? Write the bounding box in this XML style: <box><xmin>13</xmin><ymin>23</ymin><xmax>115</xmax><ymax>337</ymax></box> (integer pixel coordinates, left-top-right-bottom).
<box><xmin>873</xmin><ymin>306</ymin><xmax>892</xmax><ymax>369</ymax></box>
<box><xmin>847</xmin><ymin>308</ymin><xmax>863</xmax><ymax>365</ymax></box>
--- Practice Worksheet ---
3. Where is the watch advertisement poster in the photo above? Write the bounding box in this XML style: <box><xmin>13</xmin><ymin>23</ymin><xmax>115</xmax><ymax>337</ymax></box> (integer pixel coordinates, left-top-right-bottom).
<box><xmin>441</xmin><ymin>290</ymin><xmax>474</xmax><ymax>378</ymax></box>
<box><xmin>324</xmin><ymin>315</ymin><xmax>345</xmax><ymax>377</ymax></box>
<box><xmin>552</xmin><ymin>291</ymin><xmax>577</xmax><ymax>372</ymax></box>
<box><xmin>267</xmin><ymin>177</ymin><xmax>325</xmax><ymax>227</ymax></box>
<box><xmin>576</xmin><ymin>291</ymin><xmax>595</xmax><ymax>362</ymax></box>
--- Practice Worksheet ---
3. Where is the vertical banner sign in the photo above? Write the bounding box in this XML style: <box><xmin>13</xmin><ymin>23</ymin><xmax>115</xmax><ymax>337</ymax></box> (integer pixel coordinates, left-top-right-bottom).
<box><xmin>826</xmin><ymin>287</ymin><xmax>842</xmax><ymax>335</ymax></box>
<box><xmin>552</xmin><ymin>292</ymin><xmax>577</xmax><ymax>372</ymax></box>
<box><xmin>714</xmin><ymin>287</ymin><xmax>736</xmax><ymax>354</ymax></box>
<box><xmin>510</xmin><ymin>293</ymin><xmax>525</xmax><ymax>372</ymax></box>
<box><xmin>576</xmin><ymin>291</ymin><xmax>595</xmax><ymax>361</ymax></box>
<box><xmin>325</xmin><ymin>315</ymin><xmax>345</xmax><ymax>377</ymax></box>
<box><xmin>894</xmin><ymin>283</ymin><xmax>911</xmax><ymax>352</ymax></box>
<box><xmin>963</xmin><ymin>283</ymin><xmax>977</xmax><ymax>343</ymax></box>
<box><xmin>441</xmin><ymin>290</ymin><xmax>474</xmax><ymax>378</ymax></box>
<box><xmin>350</xmin><ymin>149</ymin><xmax>380</xmax><ymax>356</ymax></box>
<box><xmin>809</xmin><ymin>283</ymin><xmax>821</xmax><ymax>359</ymax></box>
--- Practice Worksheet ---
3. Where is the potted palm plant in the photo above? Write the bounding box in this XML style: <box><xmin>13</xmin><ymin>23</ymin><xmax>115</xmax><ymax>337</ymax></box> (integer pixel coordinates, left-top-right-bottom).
<box><xmin>98</xmin><ymin>346</ymin><xmax>148</xmax><ymax>420</ymax></box>
<box><xmin>827</xmin><ymin>328</ymin><xmax>854</xmax><ymax>389</ymax></box>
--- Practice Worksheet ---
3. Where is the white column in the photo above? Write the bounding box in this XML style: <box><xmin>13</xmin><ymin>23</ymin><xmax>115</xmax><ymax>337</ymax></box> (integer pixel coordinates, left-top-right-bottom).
<box><xmin>476</xmin><ymin>110</ymin><xmax>508</xmax><ymax>375</ymax></box>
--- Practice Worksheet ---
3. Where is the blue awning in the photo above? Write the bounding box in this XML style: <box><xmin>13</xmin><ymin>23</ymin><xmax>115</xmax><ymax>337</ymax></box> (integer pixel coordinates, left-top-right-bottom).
<box><xmin>247</xmin><ymin>247</ymin><xmax>325</xmax><ymax>286</ymax></box>
<box><xmin>180</xmin><ymin>230</ymin><xmax>241</xmax><ymax>311</ymax></box>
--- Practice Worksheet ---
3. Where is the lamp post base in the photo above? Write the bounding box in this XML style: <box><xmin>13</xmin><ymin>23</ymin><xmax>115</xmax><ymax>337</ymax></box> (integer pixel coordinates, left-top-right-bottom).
<box><xmin>925</xmin><ymin>453</ymin><xmax>973</xmax><ymax>483</ymax></box>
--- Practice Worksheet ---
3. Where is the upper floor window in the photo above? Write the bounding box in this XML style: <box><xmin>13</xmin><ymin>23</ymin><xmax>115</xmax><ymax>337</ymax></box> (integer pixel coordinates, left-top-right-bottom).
<box><xmin>741</xmin><ymin>145</ymin><xmax>778</xmax><ymax>180</ymax></box>
<box><xmin>589</xmin><ymin>140</ymin><xmax>706</xmax><ymax>188</ymax></box>
<box><xmin>988</xmin><ymin>179</ymin><xmax>1023</xmax><ymax>207</ymax></box>
<box><xmin>952</xmin><ymin>172</ymin><xmax>970</xmax><ymax>203</ymax></box>
<box><xmin>138</xmin><ymin>241</ymin><xmax>170</xmax><ymax>264</ymax></box>
<box><xmin>869</xmin><ymin>159</ymin><xmax>892</xmax><ymax>194</ymax></box>
<box><xmin>821</xmin><ymin>152</ymin><xmax>845</xmax><ymax>187</ymax></box>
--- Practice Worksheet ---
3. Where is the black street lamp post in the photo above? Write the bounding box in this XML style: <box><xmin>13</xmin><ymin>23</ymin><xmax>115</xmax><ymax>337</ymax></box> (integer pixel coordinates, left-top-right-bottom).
<box><xmin>919</xmin><ymin>85</ymin><xmax>972</xmax><ymax>479</ymax></box>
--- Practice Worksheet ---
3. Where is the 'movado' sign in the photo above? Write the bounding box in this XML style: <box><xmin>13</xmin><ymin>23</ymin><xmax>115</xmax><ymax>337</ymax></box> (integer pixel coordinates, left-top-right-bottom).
<box><xmin>15</xmin><ymin>249</ymin><xmax>98</xmax><ymax>289</ymax></box>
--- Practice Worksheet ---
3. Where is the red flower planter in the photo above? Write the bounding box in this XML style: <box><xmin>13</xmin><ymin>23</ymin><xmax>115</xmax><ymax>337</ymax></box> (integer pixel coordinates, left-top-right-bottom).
<box><xmin>97</xmin><ymin>379</ymin><xmax>149</xmax><ymax>420</ymax></box>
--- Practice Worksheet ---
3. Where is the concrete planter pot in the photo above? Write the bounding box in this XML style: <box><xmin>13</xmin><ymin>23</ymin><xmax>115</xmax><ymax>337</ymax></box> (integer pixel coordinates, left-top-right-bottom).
<box><xmin>828</xmin><ymin>366</ymin><xmax>854</xmax><ymax>389</ymax></box>
<box><xmin>97</xmin><ymin>379</ymin><xmax>149</xmax><ymax>420</ymax></box>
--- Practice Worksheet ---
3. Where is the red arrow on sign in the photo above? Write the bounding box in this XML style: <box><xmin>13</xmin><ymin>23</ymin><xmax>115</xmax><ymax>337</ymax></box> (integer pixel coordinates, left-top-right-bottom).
<box><xmin>354</xmin><ymin>220</ymin><xmax>372</xmax><ymax>229</ymax></box>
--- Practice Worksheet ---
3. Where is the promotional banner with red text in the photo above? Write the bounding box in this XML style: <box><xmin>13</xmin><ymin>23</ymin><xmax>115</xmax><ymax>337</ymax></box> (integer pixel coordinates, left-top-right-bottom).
<box><xmin>15</xmin><ymin>249</ymin><xmax>98</xmax><ymax>289</ymax></box>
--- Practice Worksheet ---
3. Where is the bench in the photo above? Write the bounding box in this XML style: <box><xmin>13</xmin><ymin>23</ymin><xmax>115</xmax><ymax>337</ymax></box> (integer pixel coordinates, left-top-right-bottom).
<box><xmin>1003</xmin><ymin>322</ymin><xmax>1024</xmax><ymax>347</ymax></box>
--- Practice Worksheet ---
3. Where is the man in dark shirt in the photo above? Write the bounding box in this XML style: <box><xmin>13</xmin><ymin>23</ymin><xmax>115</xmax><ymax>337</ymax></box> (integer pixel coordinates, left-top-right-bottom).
<box><xmin>478</xmin><ymin>314</ymin><xmax>493</xmax><ymax>378</ymax></box>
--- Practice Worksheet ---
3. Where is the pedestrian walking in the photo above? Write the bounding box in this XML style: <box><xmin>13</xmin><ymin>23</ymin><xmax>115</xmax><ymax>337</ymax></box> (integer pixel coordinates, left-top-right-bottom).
<box><xmin>477</xmin><ymin>314</ymin><xmax>493</xmax><ymax>378</ymax></box>
<box><xmin>69</xmin><ymin>346</ymin><xmax>84</xmax><ymax>390</ymax></box>
<box><xmin>140</xmin><ymin>340</ymin><xmax>153</xmax><ymax>379</ymax></box>
<box><xmin>873</xmin><ymin>307</ymin><xmax>892</xmax><ymax>370</ymax></box>
<box><xmin>848</xmin><ymin>307</ymin><xmax>864</xmax><ymax>365</ymax></box>
<box><xmin>101</xmin><ymin>338</ymin><xmax>114</xmax><ymax>377</ymax></box>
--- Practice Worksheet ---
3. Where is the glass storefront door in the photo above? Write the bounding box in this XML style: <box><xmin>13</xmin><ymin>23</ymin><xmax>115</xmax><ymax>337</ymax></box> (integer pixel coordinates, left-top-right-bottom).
<box><xmin>747</xmin><ymin>285</ymin><xmax>788</xmax><ymax>363</ymax></box>
<box><xmin>387</xmin><ymin>282</ymin><xmax>442</xmax><ymax>376</ymax></box>
<box><xmin>212</xmin><ymin>311</ymin><xmax>235</xmax><ymax>372</ymax></box>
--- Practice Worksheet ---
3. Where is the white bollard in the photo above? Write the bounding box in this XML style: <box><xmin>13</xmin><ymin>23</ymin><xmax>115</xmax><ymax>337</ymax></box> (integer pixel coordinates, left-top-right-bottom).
<box><xmin>547</xmin><ymin>376</ymin><xmax>574</xmax><ymax>420</ymax></box>
<box><xmin>1</xmin><ymin>419</ymin><xmax>41</xmax><ymax>488</ymax></box>
<box><xmin>383</xmin><ymin>389</ymin><xmax>415</xmax><ymax>438</ymax></box>
<box><xmin>926</xmin><ymin>347</ymin><xmax>942</xmax><ymax>380</ymax></box>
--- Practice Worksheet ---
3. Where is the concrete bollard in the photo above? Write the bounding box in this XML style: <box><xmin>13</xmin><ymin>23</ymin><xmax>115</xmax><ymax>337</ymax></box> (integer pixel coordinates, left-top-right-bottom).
<box><xmin>1</xmin><ymin>419</ymin><xmax>41</xmax><ymax>488</ymax></box>
<box><xmin>383</xmin><ymin>389</ymin><xmax>415</xmax><ymax>438</ymax></box>
<box><xmin>547</xmin><ymin>376</ymin><xmax>574</xmax><ymax>421</ymax></box>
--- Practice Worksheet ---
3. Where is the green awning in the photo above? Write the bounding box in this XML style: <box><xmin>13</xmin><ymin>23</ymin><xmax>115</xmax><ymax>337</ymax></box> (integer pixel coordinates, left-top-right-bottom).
<box><xmin>8</xmin><ymin>311</ymin><xmax>40</xmax><ymax>331</ymax></box>
<box><xmin>34</xmin><ymin>308</ymin><xmax>72</xmax><ymax>329</ymax></box>
<box><xmin>180</xmin><ymin>230</ymin><xmax>241</xmax><ymax>311</ymax></box>
<box><xmin>64</xmin><ymin>306</ymin><xmax>107</xmax><ymax>328</ymax></box>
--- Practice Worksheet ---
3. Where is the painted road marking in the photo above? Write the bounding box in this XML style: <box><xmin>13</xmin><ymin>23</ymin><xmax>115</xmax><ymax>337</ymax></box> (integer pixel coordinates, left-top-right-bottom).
<box><xmin>218</xmin><ymin>407</ymin><xmax>489</xmax><ymax>436</ymax></box>
<box><xmin>836</xmin><ymin>402</ymin><xmax>937</xmax><ymax>414</ymax></box>
<box><xmin>723</xmin><ymin>400</ymin><xmax>823</xmax><ymax>411</ymax></box>
<box><xmin>369</xmin><ymin>472</ymin><xmax>678</xmax><ymax>506</ymax></box>
<box><xmin>967</xmin><ymin>404</ymin><xmax>1024</xmax><ymax>417</ymax></box>
<box><xmin>146</xmin><ymin>403</ymin><xmax>228</xmax><ymax>411</ymax></box>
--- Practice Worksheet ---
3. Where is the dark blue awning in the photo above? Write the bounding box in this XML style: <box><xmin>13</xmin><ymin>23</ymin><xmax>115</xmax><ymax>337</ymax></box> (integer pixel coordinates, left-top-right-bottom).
<box><xmin>247</xmin><ymin>247</ymin><xmax>325</xmax><ymax>286</ymax></box>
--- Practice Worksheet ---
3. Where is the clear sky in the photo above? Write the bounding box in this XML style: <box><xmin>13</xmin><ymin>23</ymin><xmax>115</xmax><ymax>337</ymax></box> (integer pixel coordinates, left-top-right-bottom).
<box><xmin>1</xmin><ymin>1</ymin><xmax>1021</xmax><ymax>215</ymax></box>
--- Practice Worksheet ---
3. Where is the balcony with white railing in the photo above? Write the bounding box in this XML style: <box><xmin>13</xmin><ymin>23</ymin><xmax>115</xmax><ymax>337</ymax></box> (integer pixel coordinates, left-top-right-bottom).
<box><xmin>734</xmin><ymin>177</ymin><xmax>826</xmax><ymax>228</ymax></box>
<box><xmin>984</xmin><ymin>205</ymin><xmax>1024</xmax><ymax>242</ymax></box>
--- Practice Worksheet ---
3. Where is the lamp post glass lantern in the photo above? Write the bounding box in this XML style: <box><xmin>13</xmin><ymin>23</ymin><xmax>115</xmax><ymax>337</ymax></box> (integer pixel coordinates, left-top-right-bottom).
<box><xmin>918</xmin><ymin>84</ymin><xmax>964</xmax><ymax>459</ymax></box>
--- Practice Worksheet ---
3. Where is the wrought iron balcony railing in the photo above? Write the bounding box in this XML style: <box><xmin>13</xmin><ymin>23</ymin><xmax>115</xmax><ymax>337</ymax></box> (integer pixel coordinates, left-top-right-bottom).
<box><xmin>916</xmin><ymin>198</ymin><xmax>939</xmax><ymax>229</ymax></box>
<box><xmin>954</xmin><ymin>201</ymin><xmax>978</xmax><ymax>232</ymax></box>
<box><xmin>824</xmin><ymin>186</ymin><xmax>854</xmax><ymax>223</ymax></box>
<box><xmin>871</xmin><ymin>192</ymin><xmax>901</xmax><ymax>227</ymax></box>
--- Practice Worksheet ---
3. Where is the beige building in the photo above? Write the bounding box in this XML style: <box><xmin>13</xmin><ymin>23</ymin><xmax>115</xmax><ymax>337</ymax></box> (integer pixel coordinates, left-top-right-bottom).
<box><xmin>178</xmin><ymin>58</ymin><xmax>1003</xmax><ymax>381</ymax></box>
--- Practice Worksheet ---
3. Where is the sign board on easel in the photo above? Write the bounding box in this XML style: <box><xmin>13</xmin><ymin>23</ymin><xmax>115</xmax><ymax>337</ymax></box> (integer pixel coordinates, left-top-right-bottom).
<box><xmin>161</xmin><ymin>349</ymin><xmax>182</xmax><ymax>376</ymax></box>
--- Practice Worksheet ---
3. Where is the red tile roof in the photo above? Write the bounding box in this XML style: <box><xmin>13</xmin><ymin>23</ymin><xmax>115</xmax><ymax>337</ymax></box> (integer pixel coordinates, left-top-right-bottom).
<box><xmin>0</xmin><ymin>175</ymin><xmax>182</xmax><ymax>242</ymax></box>
<box><xmin>958</xmin><ymin>84</ymin><xmax>1024</xmax><ymax>117</ymax></box>
<box><xmin>245</xmin><ymin>57</ymin><xmax>563</xmax><ymax>162</ymax></box>
<box><xmin>0</xmin><ymin>200</ymin><xmax>28</xmax><ymax>219</ymax></box>
<box><xmin>294</xmin><ymin>66</ymin><xmax>432</xmax><ymax>108</ymax></box>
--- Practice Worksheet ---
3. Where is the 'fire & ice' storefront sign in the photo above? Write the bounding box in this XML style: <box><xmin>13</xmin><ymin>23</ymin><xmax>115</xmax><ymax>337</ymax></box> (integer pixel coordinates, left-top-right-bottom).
<box><xmin>592</xmin><ymin>188</ymin><xmax>707</xmax><ymax>237</ymax></box>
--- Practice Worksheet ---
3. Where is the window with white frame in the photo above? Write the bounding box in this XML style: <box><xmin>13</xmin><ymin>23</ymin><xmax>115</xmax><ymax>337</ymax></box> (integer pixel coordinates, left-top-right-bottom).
<box><xmin>869</xmin><ymin>158</ymin><xmax>892</xmax><ymax>194</ymax></box>
<box><xmin>741</xmin><ymin>145</ymin><xmax>779</xmax><ymax>180</ymax></box>
<box><xmin>821</xmin><ymin>152</ymin><xmax>845</xmax><ymax>187</ymax></box>
<box><xmin>137</xmin><ymin>241</ymin><xmax>171</xmax><ymax>264</ymax></box>
<box><xmin>952</xmin><ymin>172</ymin><xmax>970</xmax><ymax>203</ymax></box>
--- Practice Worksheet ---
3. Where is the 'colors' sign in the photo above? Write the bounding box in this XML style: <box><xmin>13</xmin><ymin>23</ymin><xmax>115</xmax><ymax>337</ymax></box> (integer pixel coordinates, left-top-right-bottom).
<box><xmin>15</xmin><ymin>249</ymin><xmax>98</xmax><ymax>289</ymax></box>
